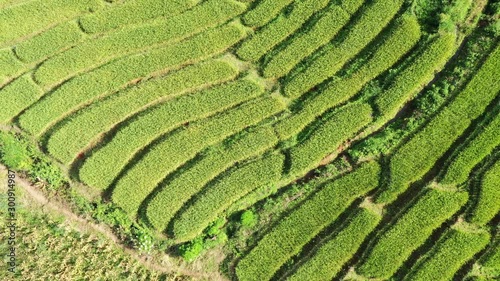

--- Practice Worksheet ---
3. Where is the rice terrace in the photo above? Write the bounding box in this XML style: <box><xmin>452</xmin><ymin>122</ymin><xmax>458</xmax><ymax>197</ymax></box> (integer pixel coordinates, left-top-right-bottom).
<box><xmin>0</xmin><ymin>0</ymin><xmax>499</xmax><ymax>280</ymax></box>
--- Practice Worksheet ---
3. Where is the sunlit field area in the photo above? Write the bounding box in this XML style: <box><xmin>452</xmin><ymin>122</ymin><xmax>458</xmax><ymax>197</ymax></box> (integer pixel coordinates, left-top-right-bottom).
<box><xmin>0</xmin><ymin>0</ymin><xmax>499</xmax><ymax>280</ymax></box>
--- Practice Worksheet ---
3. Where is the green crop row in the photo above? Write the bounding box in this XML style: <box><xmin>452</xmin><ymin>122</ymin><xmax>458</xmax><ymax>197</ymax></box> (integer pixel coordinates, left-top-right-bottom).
<box><xmin>0</xmin><ymin>0</ymin><xmax>23</xmax><ymax>9</ymax></box>
<box><xmin>0</xmin><ymin>48</ymin><xmax>24</xmax><ymax>84</ymax></box>
<box><xmin>34</xmin><ymin>0</ymin><xmax>246</xmax><ymax>87</ymax></box>
<box><xmin>0</xmin><ymin>74</ymin><xmax>42</xmax><ymax>123</ymax></box>
<box><xmin>375</xmin><ymin>33</ymin><xmax>456</xmax><ymax>120</ymax></box>
<box><xmin>0</xmin><ymin>0</ymin><xmax>103</xmax><ymax>46</ymax></box>
<box><xmin>111</xmin><ymin>96</ymin><xmax>284</xmax><ymax>215</ymax></box>
<box><xmin>470</xmin><ymin>160</ymin><xmax>500</xmax><ymax>225</ymax></box>
<box><xmin>79</xmin><ymin>78</ymin><xmax>266</xmax><ymax>190</ymax></box>
<box><xmin>18</xmin><ymin>23</ymin><xmax>246</xmax><ymax>136</ymax></box>
<box><xmin>340</xmin><ymin>0</ymin><xmax>366</xmax><ymax>14</ymax></box>
<box><xmin>288</xmin><ymin>208</ymin><xmax>381</xmax><ymax>281</ymax></box>
<box><xmin>172</xmin><ymin>153</ymin><xmax>284</xmax><ymax>242</ymax></box>
<box><xmin>237</xmin><ymin>0</ymin><xmax>329</xmax><ymax>62</ymax></box>
<box><xmin>283</xmin><ymin>0</ymin><xmax>404</xmax><ymax>98</ymax></box>
<box><xmin>79</xmin><ymin>0</ymin><xmax>198</xmax><ymax>34</ymax></box>
<box><xmin>263</xmin><ymin>5</ymin><xmax>351</xmax><ymax>78</ymax></box>
<box><xmin>46</xmin><ymin>59</ymin><xmax>238</xmax><ymax>163</ymax></box>
<box><xmin>378</xmin><ymin>44</ymin><xmax>500</xmax><ymax>204</ymax></box>
<box><xmin>275</xmin><ymin>15</ymin><xmax>420</xmax><ymax>140</ymax></box>
<box><xmin>478</xmin><ymin>240</ymin><xmax>500</xmax><ymax>277</ymax></box>
<box><xmin>14</xmin><ymin>21</ymin><xmax>84</xmax><ymax>63</ymax></box>
<box><xmin>357</xmin><ymin>188</ymin><xmax>468</xmax><ymax>279</ymax></box>
<box><xmin>241</xmin><ymin>0</ymin><xmax>294</xmax><ymax>27</ymax></box>
<box><xmin>288</xmin><ymin>102</ymin><xmax>373</xmax><ymax>177</ymax></box>
<box><xmin>146</xmin><ymin>125</ymin><xmax>279</xmax><ymax>231</ymax></box>
<box><xmin>236</xmin><ymin>161</ymin><xmax>380</xmax><ymax>281</ymax></box>
<box><xmin>404</xmin><ymin>229</ymin><xmax>490</xmax><ymax>281</ymax></box>
<box><xmin>441</xmin><ymin>114</ymin><xmax>500</xmax><ymax>186</ymax></box>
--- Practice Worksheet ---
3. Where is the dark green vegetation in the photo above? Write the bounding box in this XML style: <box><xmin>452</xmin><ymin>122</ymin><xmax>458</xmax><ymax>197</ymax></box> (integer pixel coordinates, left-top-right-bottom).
<box><xmin>0</xmin><ymin>0</ymin><xmax>498</xmax><ymax>280</ymax></box>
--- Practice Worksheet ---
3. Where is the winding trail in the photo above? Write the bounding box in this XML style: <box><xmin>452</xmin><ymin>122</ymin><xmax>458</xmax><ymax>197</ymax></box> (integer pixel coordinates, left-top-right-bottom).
<box><xmin>0</xmin><ymin>164</ymin><xmax>223</xmax><ymax>280</ymax></box>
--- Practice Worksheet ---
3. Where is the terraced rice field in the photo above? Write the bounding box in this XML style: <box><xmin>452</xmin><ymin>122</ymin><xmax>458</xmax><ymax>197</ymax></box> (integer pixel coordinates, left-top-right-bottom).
<box><xmin>0</xmin><ymin>0</ymin><xmax>498</xmax><ymax>280</ymax></box>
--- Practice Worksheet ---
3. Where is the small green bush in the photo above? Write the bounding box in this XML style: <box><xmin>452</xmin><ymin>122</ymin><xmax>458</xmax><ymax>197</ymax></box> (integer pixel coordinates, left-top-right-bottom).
<box><xmin>240</xmin><ymin>210</ymin><xmax>258</xmax><ymax>227</ymax></box>
<box><xmin>205</xmin><ymin>218</ymin><xmax>226</xmax><ymax>237</ymax></box>
<box><xmin>179</xmin><ymin>238</ymin><xmax>204</xmax><ymax>262</ymax></box>
<box><xmin>131</xmin><ymin>225</ymin><xmax>154</xmax><ymax>254</ymax></box>
<box><xmin>0</xmin><ymin>133</ymin><xmax>32</xmax><ymax>170</ymax></box>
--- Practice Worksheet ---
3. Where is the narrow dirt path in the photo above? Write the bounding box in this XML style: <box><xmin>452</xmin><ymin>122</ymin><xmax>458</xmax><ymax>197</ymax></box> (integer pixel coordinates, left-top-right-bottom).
<box><xmin>0</xmin><ymin>164</ymin><xmax>217</xmax><ymax>280</ymax></box>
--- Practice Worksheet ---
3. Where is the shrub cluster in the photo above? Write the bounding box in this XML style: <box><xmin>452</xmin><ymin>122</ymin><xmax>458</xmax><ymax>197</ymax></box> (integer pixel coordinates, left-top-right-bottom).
<box><xmin>236</xmin><ymin>162</ymin><xmax>380</xmax><ymax>281</ymax></box>
<box><xmin>0</xmin><ymin>131</ymin><xmax>67</xmax><ymax>189</ymax></box>
<box><xmin>178</xmin><ymin>219</ymin><xmax>228</xmax><ymax>262</ymax></box>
